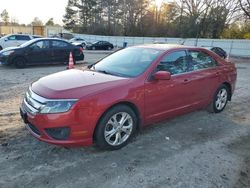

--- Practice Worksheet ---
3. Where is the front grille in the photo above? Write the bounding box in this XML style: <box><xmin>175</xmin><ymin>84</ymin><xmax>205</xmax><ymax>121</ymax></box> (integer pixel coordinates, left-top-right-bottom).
<box><xmin>23</xmin><ymin>88</ymin><xmax>46</xmax><ymax>114</ymax></box>
<box><xmin>28</xmin><ymin>123</ymin><xmax>41</xmax><ymax>135</ymax></box>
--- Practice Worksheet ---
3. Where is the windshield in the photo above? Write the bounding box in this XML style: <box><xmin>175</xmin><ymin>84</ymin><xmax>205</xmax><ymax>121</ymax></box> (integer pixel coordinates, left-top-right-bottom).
<box><xmin>93</xmin><ymin>47</ymin><xmax>162</xmax><ymax>77</ymax></box>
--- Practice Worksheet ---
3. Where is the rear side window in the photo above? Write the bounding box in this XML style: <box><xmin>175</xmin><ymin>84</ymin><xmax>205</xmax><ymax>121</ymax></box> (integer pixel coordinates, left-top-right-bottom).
<box><xmin>16</xmin><ymin>35</ymin><xmax>31</xmax><ymax>40</ymax></box>
<box><xmin>157</xmin><ymin>50</ymin><xmax>188</xmax><ymax>75</ymax></box>
<box><xmin>188</xmin><ymin>50</ymin><xmax>217</xmax><ymax>70</ymax></box>
<box><xmin>52</xmin><ymin>41</ymin><xmax>69</xmax><ymax>48</ymax></box>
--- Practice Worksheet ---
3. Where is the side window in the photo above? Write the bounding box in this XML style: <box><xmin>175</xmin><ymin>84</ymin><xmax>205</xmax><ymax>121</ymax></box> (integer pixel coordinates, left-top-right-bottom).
<box><xmin>30</xmin><ymin>41</ymin><xmax>50</xmax><ymax>49</ymax></box>
<box><xmin>16</xmin><ymin>35</ymin><xmax>30</xmax><ymax>40</ymax></box>
<box><xmin>7</xmin><ymin>35</ymin><xmax>17</xmax><ymax>40</ymax></box>
<box><xmin>157</xmin><ymin>51</ymin><xmax>188</xmax><ymax>75</ymax></box>
<box><xmin>188</xmin><ymin>50</ymin><xmax>218</xmax><ymax>71</ymax></box>
<box><xmin>52</xmin><ymin>41</ymin><xmax>68</xmax><ymax>48</ymax></box>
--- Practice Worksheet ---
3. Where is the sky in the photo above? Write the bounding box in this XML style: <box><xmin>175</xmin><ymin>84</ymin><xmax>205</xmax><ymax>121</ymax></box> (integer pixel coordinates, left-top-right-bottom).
<box><xmin>0</xmin><ymin>0</ymin><xmax>68</xmax><ymax>25</ymax></box>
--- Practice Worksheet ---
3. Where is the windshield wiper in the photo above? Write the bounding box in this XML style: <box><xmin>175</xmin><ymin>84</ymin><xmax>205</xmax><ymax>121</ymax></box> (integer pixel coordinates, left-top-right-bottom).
<box><xmin>96</xmin><ymin>69</ymin><xmax>114</xmax><ymax>75</ymax></box>
<box><xmin>90</xmin><ymin>66</ymin><xmax>129</xmax><ymax>77</ymax></box>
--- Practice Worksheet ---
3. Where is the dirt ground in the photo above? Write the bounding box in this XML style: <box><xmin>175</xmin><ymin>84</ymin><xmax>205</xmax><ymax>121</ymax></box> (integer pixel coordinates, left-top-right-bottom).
<box><xmin>0</xmin><ymin>54</ymin><xmax>250</xmax><ymax>188</ymax></box>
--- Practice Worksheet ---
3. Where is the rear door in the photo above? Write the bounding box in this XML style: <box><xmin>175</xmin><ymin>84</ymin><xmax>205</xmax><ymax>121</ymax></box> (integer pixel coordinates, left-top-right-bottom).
<box><xmin>187</xmin><ymin>50</ymin><xmax>221</xmax><ymax>102</ymax></box>
<box><xmin>51</xmin><ymin>40</ymin><xmax>71</xmax><ymax>63</ymax></box>
<box><xmin>16</xmin><ymin>35</ymin><xmax>31</xmax><ymax>46</ymax></box>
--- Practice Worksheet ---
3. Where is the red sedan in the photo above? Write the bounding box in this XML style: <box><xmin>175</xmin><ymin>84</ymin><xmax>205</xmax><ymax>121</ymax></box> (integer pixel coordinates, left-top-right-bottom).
<box><xmin>20</xmin><ymin>44</ymin><xmax>237</xmax><ymax>150</ymax></box>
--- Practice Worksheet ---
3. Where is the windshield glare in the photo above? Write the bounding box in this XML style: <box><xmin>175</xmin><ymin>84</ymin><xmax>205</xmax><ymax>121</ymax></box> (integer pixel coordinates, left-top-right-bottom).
<box><xmin>93</xmin><ymin>47</ymin><xmax>162</xmax><ymax>77</ymax></box>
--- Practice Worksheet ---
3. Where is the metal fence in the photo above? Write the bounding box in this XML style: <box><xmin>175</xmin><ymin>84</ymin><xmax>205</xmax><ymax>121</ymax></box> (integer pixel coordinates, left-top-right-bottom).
<box><xmin>73</xmin><ymin>33</ymin><xmax>250</xmax><ymax>57</ymax></box>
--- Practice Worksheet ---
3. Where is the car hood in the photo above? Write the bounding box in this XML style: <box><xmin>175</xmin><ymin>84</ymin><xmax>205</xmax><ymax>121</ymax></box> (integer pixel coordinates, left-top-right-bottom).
<box><xmin>31</xmin><ymin>69</ymin><xmax>130</xmax><ymax>99</ymax></box>
<box><xmin>0</xmin><ymin>46</ymin><xmax>20</xmax><ymax>53</ymax></box>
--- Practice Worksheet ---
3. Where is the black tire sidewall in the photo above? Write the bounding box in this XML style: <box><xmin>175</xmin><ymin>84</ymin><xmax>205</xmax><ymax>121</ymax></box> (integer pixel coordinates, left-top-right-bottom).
<box><xmin>95</xmin><ymin>105</ymin><xmax>137</xmax><ymax>150</ymax></box>
<box><xmin>213</xmin><ymin>85</ymin><xmax>229</xmax><ymax>113</ymax></box>
<box><xmin>14</xmin><ymin>57</ymin><xmax>26</xmax><ymax>68</ymax></box>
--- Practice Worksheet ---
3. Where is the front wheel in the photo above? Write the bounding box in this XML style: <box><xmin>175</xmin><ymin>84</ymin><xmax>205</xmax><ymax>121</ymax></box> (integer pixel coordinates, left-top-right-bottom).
<box><xmin>14</xmin><ymin>57</ymin><xmax>26</xmax><ymax>68</ymax></box>
<box><xmin>94</xmin><ymin>105</ymin><xmax>137</xmax><ymax>150</ymax></box>
<box><xmin>207</xmin><ymin>85</ymin><xmax>229</xmax><ymax>113</ymax></box>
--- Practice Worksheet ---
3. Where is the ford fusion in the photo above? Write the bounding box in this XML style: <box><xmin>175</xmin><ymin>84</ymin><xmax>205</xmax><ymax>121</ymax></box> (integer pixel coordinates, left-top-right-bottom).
<box><xmin>20</xmin><ymin>44</ymin><xmax>237</xmax><ymax>150</ymax></box>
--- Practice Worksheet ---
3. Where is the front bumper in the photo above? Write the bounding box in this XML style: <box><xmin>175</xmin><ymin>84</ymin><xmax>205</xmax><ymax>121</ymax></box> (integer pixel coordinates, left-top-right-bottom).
<box><xmin>0</xmin><ymin>54</ymin><xmax>11</xmax><ymax>65</ymax></box>
<box><xmin>75</xmin><ymin>53</ymin><xmax>84</xmax><ymax>61</ymax></box>
<box><xmin>20</xmin><ymin>101</ymin><xmax>94</xmax><ymax>147</ymax></box>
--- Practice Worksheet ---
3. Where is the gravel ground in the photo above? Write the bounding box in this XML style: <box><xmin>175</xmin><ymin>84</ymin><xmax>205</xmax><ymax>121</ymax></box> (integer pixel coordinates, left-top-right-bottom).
<box><xmin>0</xmin><ymin>54</ymin><xmax>249</xmax><ymax>188</ymax></box>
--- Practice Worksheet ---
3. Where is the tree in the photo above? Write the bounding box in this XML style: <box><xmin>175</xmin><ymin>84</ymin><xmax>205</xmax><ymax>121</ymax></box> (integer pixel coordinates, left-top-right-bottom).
<box><xmin>10</xmin><ymin>17</ymin><xmax>19</xmax><ymax>26</ymax></box>
<box><xmin>61</xmin><ymin>0</ymin><xmax>247</xmax><ymax>38</ymax></box>
<box><xmin>45</xmin><ymin>18</ymin><xmax>55</xmax><ymax>26</ymax></box>
<box><xmin>239</xmin><ymin>0</ymin><xmax>250</xmax><ymax>19</ymax></box>
<box><xmin>31</xmin><ymin>17</ymin><xmax>43</xmax><ymax>26</ymax></box>
<box><xmin>63</xmin><ymin>0</ymin><xmax>78</xmax><ymax>31</ymax></box>
<box><xmin>1</xmin><ymin>9</ymin><xmax>10</xmax><ymax>25</ymax></box>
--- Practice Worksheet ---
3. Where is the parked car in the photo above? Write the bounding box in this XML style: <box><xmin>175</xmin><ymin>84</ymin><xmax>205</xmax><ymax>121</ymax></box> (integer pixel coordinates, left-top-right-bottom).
<box><xmin>0</xmin><ymin>34</ymin><xmax>41</xmax><ymax>50</ymax></box>
<box><xmin>86</xmin><ymin>41</ymin><xmax>114</xmax><ymax>50</ymax></box>
<box><xmin>0</xmin><ymin>38</ymin><xmax>84</xmax><ymax>68</ymax></box>
<box><xmin>203</xmin><ymin>46</ymin><xmax>227</xmax><ymax>59</ymax></box>
<box><xmin>20</xmin><ymin>44</ymin><xmax>237</xmax><ymax>150</ymax></box>
<box><xmin>72</xmin><ymin>41</ymin><xmax>92</xmax><ymax>49</ymax></box>
<box><xmin>69</xmin><ymin>37</ymin><xmax>85</xmax><ymax>43</ymax></box>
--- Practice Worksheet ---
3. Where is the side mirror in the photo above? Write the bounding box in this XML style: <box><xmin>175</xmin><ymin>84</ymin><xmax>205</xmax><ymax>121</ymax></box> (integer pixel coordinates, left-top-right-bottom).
<box><xmin>4</xmin><ymin>38</ymin><xmax>8</xmax><ymax>42</ymax></box>
<box><xmin>153</xmin><ymin>71</ymin><xmax>171</xmax><ymax>80</ymax></box>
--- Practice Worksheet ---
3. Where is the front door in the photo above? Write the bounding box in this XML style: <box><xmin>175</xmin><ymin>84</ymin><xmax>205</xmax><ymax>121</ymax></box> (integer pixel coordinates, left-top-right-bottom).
<box><xmin>144</xmin><ymin>50</ymin><xmax>202</xmax><ymax>124</ymax></box>
<box><xmin>25</xmin><ymin>40</ymin><xmax>51</xmax><ymax>64</ymax></box>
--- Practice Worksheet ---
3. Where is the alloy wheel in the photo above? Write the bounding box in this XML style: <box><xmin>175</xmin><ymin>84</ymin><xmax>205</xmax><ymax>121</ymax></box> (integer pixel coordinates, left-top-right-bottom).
<box><xmin>104</xmin><ymin>112</ymin><xmax>133</xmax><ymax>146</ymax></box>
<box><xmin>215</xmin><ymin>88</ymin><xmax>228</xmax><ymax>110</ymax></box>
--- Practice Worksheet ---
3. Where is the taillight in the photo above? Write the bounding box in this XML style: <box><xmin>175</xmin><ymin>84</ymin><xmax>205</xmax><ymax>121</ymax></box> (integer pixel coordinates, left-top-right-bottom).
<box><xmin>79</xmin><ymin>47</ymin><xmax>83</xmax><ymax>53</ymax></box>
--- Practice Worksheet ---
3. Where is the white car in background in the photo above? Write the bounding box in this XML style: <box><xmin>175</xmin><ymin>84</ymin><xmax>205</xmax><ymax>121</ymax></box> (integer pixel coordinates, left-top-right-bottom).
<box><xmin>0</xmin><ymin>34</ymin><xmax>41</xmax><ymax>50</ymax></box>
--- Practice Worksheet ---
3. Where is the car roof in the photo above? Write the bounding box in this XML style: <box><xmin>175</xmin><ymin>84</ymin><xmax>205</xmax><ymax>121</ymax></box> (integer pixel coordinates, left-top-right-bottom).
<box><xmin>29</xmin><ymin>38</ymin><xmax>70</xmax><ymax>42</ymax></box>
<box><xmin>6</xmin><ymin>33</ymin><xmax>32</xmax><ymax>36</ymax></box>
<box><xmin>133</xmin><ymin>43</ymin><xmax>208</xmax><ymax>51</ymax></box>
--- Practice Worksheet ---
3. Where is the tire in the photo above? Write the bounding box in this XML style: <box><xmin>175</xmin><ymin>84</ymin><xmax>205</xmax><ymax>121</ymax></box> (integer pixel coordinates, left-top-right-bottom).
<box><xmin>94</xmin><ymin>105</ymin><xmax>137</xmax><ymax>150</ymax></box>
<box><xmin>92</xmin><ymin>46</ymin><xmax>96</xmax><ymax>50</ymax></box>
<box><xmin>108</xmin><ymin>46</ymin><xmax>111</xmax><ymax>50</ymax></box>
<box><xmin>0</xmin><ymin>46</ymin><xmax>2</xmax><ymax>51</ymax></box>
<box><xmin>207</xmin><ymin>84</ymin><xmax>229</xmax><ymax>113</ymax></box>
<box><xmin>14</xmin><ymin>57</ymin><xmax>26</xmax><ymax>68</ymax></box>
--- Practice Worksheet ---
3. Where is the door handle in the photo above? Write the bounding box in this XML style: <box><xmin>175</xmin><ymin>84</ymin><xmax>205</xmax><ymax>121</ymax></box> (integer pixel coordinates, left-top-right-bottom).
<box><xmin>183</xmin><ymin>79</ymin><xmax>190</xmax><ymax>84</ymax></box>
<box><xmin>215</xmin><ymin>71</ymin><xmax>222</xmax><ymax>76</ymax></box>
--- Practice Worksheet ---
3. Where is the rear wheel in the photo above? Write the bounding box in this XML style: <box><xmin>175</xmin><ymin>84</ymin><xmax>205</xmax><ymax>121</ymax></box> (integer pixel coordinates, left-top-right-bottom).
<box><xmin>108</xmin><ymin>46</ymin><xmax>111</xmax><ymax>50</ymax></box>
<box><xmin>94</xmin><ymin>105</ymin><xmax>137</xmax><ymax>150</ymax></box>
<box><xmin>14</xmin><ymin>57</ymin><xmax>26</xmax><ymax>68</ymax></box>
<box><xmin>207</xmin><ymin>84</ymin><xmax>229</xmax><ymax>113</ymax></box>
<box><xmin>0</xmin><ymin>46</ymin><xmax>2</xmax><ymax>51</ymax></box>
<box><xmin>92</xmin><ymin>46</ymin><xmax>96</xmax><ymax>50</ymax></box>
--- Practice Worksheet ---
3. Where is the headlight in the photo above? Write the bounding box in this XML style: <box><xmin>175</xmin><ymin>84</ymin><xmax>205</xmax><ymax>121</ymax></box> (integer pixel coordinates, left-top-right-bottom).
<box><xmin>39</xmin><ymin>100</ymin><xmax>77</xmax><ymax>114</ymax></box>
<box><xmin>2</xmin><ymin>50</ymin><xmax>14</xmax><ymax>56</ymax></box>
